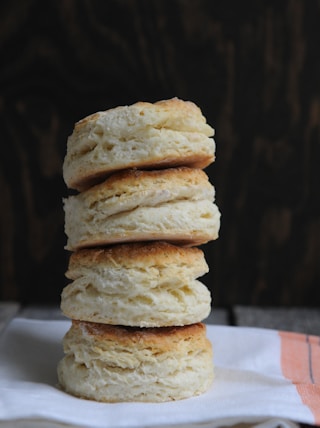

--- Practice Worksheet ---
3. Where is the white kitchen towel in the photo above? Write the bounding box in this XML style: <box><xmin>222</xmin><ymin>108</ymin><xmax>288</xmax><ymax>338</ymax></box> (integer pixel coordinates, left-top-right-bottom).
<box><xmin>0</xmin><ymin>318</ymin><xmax>319</xmax><ymax>428</ymax></box>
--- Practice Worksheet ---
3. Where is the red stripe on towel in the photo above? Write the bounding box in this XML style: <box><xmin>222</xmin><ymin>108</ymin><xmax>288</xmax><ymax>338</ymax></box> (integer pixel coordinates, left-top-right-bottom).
<box><xmin>279</xmin><ymin>331</ymin><xmax>320</xmax><ymax>424</ymax></box>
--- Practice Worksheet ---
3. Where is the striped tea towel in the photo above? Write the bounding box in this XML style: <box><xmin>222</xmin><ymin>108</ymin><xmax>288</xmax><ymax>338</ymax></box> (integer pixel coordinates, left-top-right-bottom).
<box><xmin>0</xmin><ymin>319</ymin><xmax>319</xmax><ymax>428</ymax></box>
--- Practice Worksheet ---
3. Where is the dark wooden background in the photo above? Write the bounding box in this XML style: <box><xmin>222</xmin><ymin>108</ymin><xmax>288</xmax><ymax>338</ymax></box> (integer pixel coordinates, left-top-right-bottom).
<box><xmin>1</xmin><ymin>0</ymin><xmax>319</xmax><ymax>307</ymax></box>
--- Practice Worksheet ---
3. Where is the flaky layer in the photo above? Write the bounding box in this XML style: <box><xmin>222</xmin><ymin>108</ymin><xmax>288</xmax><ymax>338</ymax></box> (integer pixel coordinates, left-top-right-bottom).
<box><xmin>61</xmin><ymin>243</ymin><xmax>211</xmax><ymax>327</ymax></box>
<box><xmin>57</xmin><ymin>321</ymin><xmax>214</xmax><ymax>402</ymax></box>
<box><xmin>63</xmin><ymin>168</ymin><xmax>220</xmax><ymax>250</ymax></box>
<box><xmin>63</xmin><ymin>98</ymin><xmax>215</xmax><ymax>190</ymax></box>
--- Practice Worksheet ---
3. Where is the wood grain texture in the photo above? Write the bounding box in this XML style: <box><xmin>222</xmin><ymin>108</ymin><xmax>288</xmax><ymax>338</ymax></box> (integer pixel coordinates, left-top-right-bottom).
<box><xmin>0</xmin><ymin>0</ymin><xmax>319</xmax><ymax>305</ymax></box>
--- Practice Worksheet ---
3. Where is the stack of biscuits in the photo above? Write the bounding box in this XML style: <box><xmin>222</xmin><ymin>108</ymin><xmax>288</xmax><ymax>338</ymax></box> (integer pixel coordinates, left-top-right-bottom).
<box><xmin>57</xmin><ymin>98</ymin><xmax>221</xmax><ymax>402</ymax></box>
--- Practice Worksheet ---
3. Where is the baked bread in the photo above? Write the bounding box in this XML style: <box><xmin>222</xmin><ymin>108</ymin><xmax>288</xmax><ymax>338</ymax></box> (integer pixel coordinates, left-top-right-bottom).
<box><xmin>60</xmin><ymin>242</ymin><xmax>211</xmax><ymax>327</ymax></box>
<box><xmin>63</xmin><ymin>98</ymin><xmax>215</xmax><ymax>191</ymax></box>
<box><xmin>63</xmin><ymin>167</ymin><xmax>221</xmax><ymax>250</ymax></box>
<box><xmin>57</xmin><ymin>321</ymin><xmax>214</xmax><ymax>402</ymax></box>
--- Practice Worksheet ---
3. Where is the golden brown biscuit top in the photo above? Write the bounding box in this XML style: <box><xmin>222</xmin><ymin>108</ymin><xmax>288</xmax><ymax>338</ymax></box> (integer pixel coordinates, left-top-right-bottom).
<box><xmin>74</xmin><ymin>98</ymin><xmax>214</xmax><ymax>136</ymax></box>
<box><xmin>78</xmin><ymin>167</ymin><xmax>213</xmax><ymax>200</ymax></box>
<box><xmin>72</xmin><ymin>320</ymin><xmax>208</xmax><ymax>350</ymax></box>
<box><xmin>67</xmin><ymin>241</ymin><xmax>205</xmax><ymax>272</ymax></box>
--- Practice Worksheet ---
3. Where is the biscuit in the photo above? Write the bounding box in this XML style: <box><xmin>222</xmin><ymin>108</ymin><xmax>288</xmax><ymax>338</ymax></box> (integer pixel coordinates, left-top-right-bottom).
<box><xmin>63</xmin><ymin>167</ymin><xmax>221</xmax><ymax>250</ymax></box>
<box><xmin>61</xmin><ymin>242</ymin><xmax>211</xmax><ymax>327</ymax></box>
<box><xmin>63</xmin><ymin>98</ymin><xmax>215</xmax><ymax>191</ymax></box>
<box><xmin>57</xmin><ymin>321</ymin><xmax>214</xmax><ymax>402</ymax></box>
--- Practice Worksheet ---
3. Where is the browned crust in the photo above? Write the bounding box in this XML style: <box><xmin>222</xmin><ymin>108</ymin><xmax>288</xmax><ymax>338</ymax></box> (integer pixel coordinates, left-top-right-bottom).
<box><xmin>80</xmin><ymin>166</ymin><xmax>210</xmax><ymax>196</ymax></box>
<box><xmin>72</xmin><ymin>320</ymin><xmax>207</xmax><ymax>347</ymax></box>
<box><xmin>67</xmin><ymin>232</ymin><xmax>214</xmax><ymax>252</ymax></box>
<box><xmin>73</xmin><ymin>155</ymin><xmax>215</xmax><ymax>192</ymax></box>
<box><xmin>74</xmin><ymin>98</ymin><xmax>207</xmax><ymax>130</ymax></box>
<box><xmin>68</xmin><ymin>242</ymin><xmax>204</xmax><ymax>271</ymax></box>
